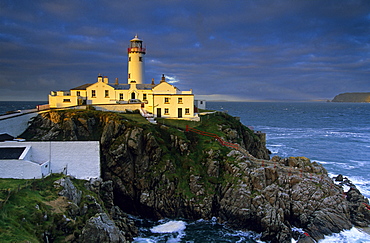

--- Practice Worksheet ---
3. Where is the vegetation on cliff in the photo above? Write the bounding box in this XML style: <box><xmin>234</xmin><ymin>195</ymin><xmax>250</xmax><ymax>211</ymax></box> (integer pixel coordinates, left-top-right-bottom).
<box><xmin>0</xmin><ymin>174</ymin><xmax>136</xmax><ymax>242</ymax></box>
<box><xmin>17</xmin><ymin>109</ymin><xmax>370</xmax><ymax>242</ymax></box>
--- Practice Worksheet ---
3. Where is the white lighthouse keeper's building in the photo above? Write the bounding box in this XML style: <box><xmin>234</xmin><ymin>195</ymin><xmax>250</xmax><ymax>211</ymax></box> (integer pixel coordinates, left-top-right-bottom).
<box><xmin>48</xmin><ymin>35</ymin><xmax>200</xmax><ymax>120</ymax></box>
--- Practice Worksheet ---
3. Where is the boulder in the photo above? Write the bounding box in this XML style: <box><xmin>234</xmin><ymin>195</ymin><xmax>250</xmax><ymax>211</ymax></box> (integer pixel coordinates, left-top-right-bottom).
<box><xmin>80</xmin><ymin>213</ymin><xmax>126</xmax><ymax>243</ymax></box>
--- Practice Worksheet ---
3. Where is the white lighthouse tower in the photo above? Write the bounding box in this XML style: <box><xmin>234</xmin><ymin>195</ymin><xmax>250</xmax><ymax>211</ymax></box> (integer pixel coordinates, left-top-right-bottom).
<box><xmin>127</xmin><ymin>35</ymin><xmax>146</xmax><ymax>84</ymax></box>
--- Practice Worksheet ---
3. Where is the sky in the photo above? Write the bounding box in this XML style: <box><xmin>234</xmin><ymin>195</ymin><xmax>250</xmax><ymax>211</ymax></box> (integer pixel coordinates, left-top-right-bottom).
<box><xmin>1</xmin><ymin>0</ymin><xmax>369</xmax><ymax>102</ymax></box>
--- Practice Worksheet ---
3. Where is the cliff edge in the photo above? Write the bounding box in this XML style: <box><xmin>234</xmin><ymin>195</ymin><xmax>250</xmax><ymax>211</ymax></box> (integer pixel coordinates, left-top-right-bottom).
<box><xmin>332</xmin><ymin>92</ymin><xmax>370</xmax><ymax>102</ymax></box>
<box><xmin>20</xmin><ymin>110</ymin><xmax>370</xmax><ymax>242</ymax></box>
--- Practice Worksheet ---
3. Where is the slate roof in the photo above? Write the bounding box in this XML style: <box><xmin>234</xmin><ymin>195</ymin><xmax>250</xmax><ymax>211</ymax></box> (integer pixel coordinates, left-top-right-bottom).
<box><xmin>71</xmin><ymin>83</ymin><xmax>93</xmax><ymax>90</ymax></box>
<box><xmin>0</xmin><ymin>133</ymin><xmax>14</xmax><ymax>142</ymax></box>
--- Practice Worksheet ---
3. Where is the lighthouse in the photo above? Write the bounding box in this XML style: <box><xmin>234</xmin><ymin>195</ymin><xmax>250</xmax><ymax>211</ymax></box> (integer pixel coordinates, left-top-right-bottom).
<box><xmin>127</xmin><ymin>35</ymin><xmax>146</xmax><ymax>84</ymax></box>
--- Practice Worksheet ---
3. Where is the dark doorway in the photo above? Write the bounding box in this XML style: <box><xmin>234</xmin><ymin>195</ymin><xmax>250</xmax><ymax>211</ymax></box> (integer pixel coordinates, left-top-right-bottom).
<box><xmin>178</xmin><ymin>108</ymin><xmax>182</xmax><ymax>118</ymax></box>
<box><xmin>157</xmin><ymin>108</ymin><xmax>161</xmax><ymax>118</ymax></box>
<box><xmin>131</xmin><ymin>92</ymin><xmax>136</xmax><ymax>99</ymax></box>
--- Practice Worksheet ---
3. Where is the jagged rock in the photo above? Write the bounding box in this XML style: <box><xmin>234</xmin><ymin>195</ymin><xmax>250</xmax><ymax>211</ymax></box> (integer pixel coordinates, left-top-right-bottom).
<box><xmin>84</xmin><ymin>195</ymin><xmax>104</xmax><ymax>214</ymax></box>
<box><xmin>335</xmin><ymin>174</ymin><xmax>344</xmax><ymax>181</ymax></box>
<box><xmin>80</xmin><ymin>213</ymin><xmax>126</xmax><ymax>243</ymax></box>
<box><xmin>55</xmin><ymin>177</ymin><xmax>82</xmax><ymax>205</ymax></box>
<box><xmin>101</xmin><ymin>181</ymin><xmax>114</xmax><ymax>208</ymax></box>
<box><xmin>110</xmin><ymin>206</ymin><xmax>138</xmax><ymax>240</ymax></box>
<box><xmin>346</xmin><ymin>187</ymin><xmax>370</xmax><ymax>227</ymax></box>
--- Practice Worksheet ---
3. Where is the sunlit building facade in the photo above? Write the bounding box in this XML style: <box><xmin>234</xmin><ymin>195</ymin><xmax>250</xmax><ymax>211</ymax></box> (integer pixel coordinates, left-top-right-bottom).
<box><xmin>49</xmin><ymin>36</ymin><xmax>196</xmax><ymax>119</ymax></box>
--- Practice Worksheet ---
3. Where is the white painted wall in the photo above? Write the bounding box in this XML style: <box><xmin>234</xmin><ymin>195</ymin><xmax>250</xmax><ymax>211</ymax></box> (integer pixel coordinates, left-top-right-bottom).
<box><xmin>128</xmin><ymin>51</ymin><xmax>145</xmax><ymax>84</ymax></box>
<box><xmin>0</xmin><ymin>141</ymin><xmax>100</xmax><ymax>180</ymax></box>
<box><xmin>0</xmin><ymin>159</ymin><xmax>49</xmax><ymax>179</ymax></box>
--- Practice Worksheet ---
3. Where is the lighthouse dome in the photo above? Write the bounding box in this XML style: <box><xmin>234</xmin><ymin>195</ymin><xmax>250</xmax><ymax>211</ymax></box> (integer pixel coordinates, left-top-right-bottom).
<box><xmin>131</xmin><ymin>35</ymin><xmax>142</xmax><ymax>42</ymax></box>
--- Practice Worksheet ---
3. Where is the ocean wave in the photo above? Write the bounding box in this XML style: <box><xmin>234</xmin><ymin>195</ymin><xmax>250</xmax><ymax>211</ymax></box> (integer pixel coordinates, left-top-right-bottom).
<box><xmin>223</xmin><ymin>229</ymin><xmax>262</xmax><ymax>243</ymax></box>
<box><xmin>150</xmin><ymin>221</ymin><xmax>186</xmax><ymax>233</ymax></box>
<box><xmin>318</xmin><ymin>227</ymin><xmax>370</xmax><ymax>243</ymax></box>
<box><xmin>328</xmin><ymin>173</ymin><xmax>370</xmax><ymax>199</ymax></box>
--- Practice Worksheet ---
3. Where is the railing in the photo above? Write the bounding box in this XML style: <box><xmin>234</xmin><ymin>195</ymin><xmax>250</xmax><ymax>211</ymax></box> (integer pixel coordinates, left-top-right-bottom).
<box><xmin>185</xmin><ymin>125</ymin><xmax>240</xmax><ymax>150</ymax></box>
<box><xmin>127</xmin><ymin>47</ymin><xmax>146</xmax><ymax>53</ymax></box>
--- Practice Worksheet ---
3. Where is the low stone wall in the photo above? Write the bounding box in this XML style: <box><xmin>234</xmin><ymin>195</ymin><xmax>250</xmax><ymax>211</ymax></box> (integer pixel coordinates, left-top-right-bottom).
<box><xmin>93</xmin><ymin>104</ymin><xmax>142</xmax><ymax>112</ymax></box>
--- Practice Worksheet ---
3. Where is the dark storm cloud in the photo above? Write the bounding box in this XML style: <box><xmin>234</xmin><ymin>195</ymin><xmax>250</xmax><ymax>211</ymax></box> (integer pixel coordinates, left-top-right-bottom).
<box><xmin>1</xmin><ymin>0</ymin><xmax>369</xmax><ymax>101</ymax></box>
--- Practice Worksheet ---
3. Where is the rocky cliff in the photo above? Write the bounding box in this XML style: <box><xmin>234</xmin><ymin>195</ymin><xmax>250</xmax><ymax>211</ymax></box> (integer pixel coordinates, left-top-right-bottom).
<box><xmin>332</xmin><ymin>92</ymin><xmax>370</xmax><ymax>102</ymax></box>
<box><xmin>21</xmin><ymin>110</ymin><xmax>370</xmax><ymax>242</ymax></box>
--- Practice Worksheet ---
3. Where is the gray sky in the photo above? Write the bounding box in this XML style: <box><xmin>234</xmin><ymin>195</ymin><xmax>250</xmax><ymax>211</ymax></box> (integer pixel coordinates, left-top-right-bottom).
<box><xmin>1</xmin><ymin>0</ymin><xmax>369</xmax><ymax>101</ymax></box>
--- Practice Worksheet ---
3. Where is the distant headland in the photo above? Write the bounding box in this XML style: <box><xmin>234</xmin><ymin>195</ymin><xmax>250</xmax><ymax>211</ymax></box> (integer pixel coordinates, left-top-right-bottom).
<box><xmin>332</xmin><ymin>92</ymin><xmax>370</xmax><ymax>102</ymax></box>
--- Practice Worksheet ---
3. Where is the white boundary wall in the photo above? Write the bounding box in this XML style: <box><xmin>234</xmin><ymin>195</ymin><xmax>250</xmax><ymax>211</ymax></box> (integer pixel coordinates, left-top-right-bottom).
<box><xmin>0</xmin><ymin>141</ymin><xmax>100</xmax><ymax>180</ymax></box>
<box><xmin>0</xmin><ymin>159</ymin><xmax>50</xmax><ymax>179</ymax></box>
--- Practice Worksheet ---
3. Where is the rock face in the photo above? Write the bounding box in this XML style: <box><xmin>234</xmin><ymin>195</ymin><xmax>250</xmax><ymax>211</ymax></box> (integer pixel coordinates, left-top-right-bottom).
<box><xmin>52</xmin><ymin>175</ymin><xmax>137</xmax><ymax>242</ymax></box>
<box><xmin>80</xmin><ymin>213</ymin><xmax>126</xmax><ymax>243</ymax></box>
<box><xmin>22</xmin><ymin>110</ymin><xmax>370</xmax><ymax>242</ymax></box>
<box><xmin>332</xmin><ymin>92</ymin><xmax>370</xmax><ymax>102</ymax></box>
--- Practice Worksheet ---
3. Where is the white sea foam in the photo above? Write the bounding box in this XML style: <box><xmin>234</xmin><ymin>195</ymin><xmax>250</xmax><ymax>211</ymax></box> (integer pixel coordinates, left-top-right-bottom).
<box><xmin>328</xmin><ymin>172</ymin><xmax>370</xmax><ymax>199</ymax></box>
<box><xmin>318</xmin><ymin>227</ymin><xmax>370</xmax><ymax>243</ymax></box>
<box><xmin>314</xmin><ymin>160</ymin><xmax>336</xmax><ymax>165</ymax></box>
<box><xmin>132</xmin><ymin>237</ymin><xmax>156</xmax><ymax>243</ymax></box>
<box><xmin>224</xmin><ymin>229</ymin><xmax>263</xmax><ymax>243</ymax></box>
<box><xmin>150</xmin><ymin>220</ymin><xmax>186</xmax><ymax>233</ymax></box>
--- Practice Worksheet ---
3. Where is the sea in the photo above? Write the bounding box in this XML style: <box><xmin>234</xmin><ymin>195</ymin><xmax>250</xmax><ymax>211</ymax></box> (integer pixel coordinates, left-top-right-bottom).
<box><xmin>2</xmin><ymin>101</ymin><xmax>370</xmax><ymax>242</ymax></box>
<box><xmin>0</xmin><ymin>101</ymin><xmax>46</xmax><ymax>115</ymax></box>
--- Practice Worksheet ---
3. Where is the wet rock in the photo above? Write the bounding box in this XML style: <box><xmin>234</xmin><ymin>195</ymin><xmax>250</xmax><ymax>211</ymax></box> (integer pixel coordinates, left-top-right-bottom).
<box><xmin>80</xmin><ymin>213</ymin><xmax>126</xmax><ymax>243</ymax></box>
<box><xmin>335</xmin><ymin>174</ymin><xmax>344</xmax><ymax>181</ymax></box>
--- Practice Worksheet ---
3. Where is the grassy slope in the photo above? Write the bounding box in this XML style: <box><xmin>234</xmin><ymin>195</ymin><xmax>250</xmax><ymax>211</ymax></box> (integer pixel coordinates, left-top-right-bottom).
<box><xmin>0</xmin><ymin>174</ymin><xmax>105</xmax><ymax>242</ymax></box>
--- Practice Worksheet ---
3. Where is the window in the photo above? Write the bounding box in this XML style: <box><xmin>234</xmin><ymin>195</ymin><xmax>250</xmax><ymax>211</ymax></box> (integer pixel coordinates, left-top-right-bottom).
<box><xmin>164</xmin><ymin>108</ymin><xmax>169</xmax><ymax>115</ymax></box>
<box><xmin>143</xmin><ymin>94</ymin><xmax>147</xmax><ymax>100</ymax></box>
<box><xmin>129</xmin><ymin>57</ymin><xmax>131</xmax><ymax>62</ymax></box>
<box><xmin>139</xmin><ymin>57</ymin><xmax>142</xmax><ymax>62</ymax></box>
<box><xmin>128</xmin><ymin>73</ymin><xmax>131</xmax><ymax>79</ymax></box>
<box><xmin>178</xmin><ymin>98</ymin><xmax>183</xmax><ymax>104</ymax></box>
<box><xmin>63</xmin><ymin>99</ymin><xmax>71</xmax><ymax>103</ymax></box>
<box><xmin>164</xmin><ymin>97</ymin><xmax>169</xmax><ymax>104</ymax></box>
<box><xmin>119</xmin><ymin>93</ymin><xmax>124</xmax><ymax>100</ymax></box>
<box><xmin>91</xmin><ymin>90</ymin><xmax>96</xmax><ymax>97</ymax></box>
<box><xmin>76</xmin><ymin>91</ymin><xmax>80</xmax><ymax>96</ymax></box>
<box><xmin>105</xmin><ymin>90</ymin><xmax>109</xmax><ymax>98</ymax></box>
<box><xmin>185</xmin><ymin>108</ymin><xmax>190</xmax><ymax>115</ymax></box>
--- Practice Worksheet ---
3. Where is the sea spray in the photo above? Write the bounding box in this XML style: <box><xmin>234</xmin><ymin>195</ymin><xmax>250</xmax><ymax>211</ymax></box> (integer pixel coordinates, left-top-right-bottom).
<box><xmin>318</xmin><ymin>227</ymin><xmax>370</xmax><ymax>243</ymax></box>
<box><xmin>150</xmin><ymin>221</ymin><xmax>186</xmax><ymax>233</ymax></box>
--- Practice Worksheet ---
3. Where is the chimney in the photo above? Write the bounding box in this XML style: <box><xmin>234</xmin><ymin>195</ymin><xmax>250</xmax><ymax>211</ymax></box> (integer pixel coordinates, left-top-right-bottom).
<box><xmin>103</xmin><ymin>76</ymin><xmax>108</xmax><ymax>84</ymax></box>
<box><xmin>151</xmin><ymin>78</ymin><xmax>155</xmax><ymax>85</ymax></box>
<box><xmin>97</xmin><ymin>74</ymin><xmax>103</xmax><ymax>82</ymax></box>
<box><xmin>115</xmin><ymin>78</ymin><xmax>119</xmax><ymax>85</ymax></box>
<box><xmin>161</xmin><ymin>74</ymin><xmax>166</xmax><ymax>83</ymax></box>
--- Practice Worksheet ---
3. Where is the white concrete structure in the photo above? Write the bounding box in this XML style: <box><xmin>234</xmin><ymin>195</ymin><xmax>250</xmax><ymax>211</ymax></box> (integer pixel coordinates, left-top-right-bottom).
<box><xmin>194</xmin><ymin>100</ymin><xmax>206</xmax><ymax>110</ymax></box>
<box><xmin>0</xmin><ymin>141</ymin><xmax>100</xmax><ymax>180</ymax></box>
<box><xmin>0</xmin><ymin>146</ymin><xmax>50</xmax><ymax>179</ymax></box>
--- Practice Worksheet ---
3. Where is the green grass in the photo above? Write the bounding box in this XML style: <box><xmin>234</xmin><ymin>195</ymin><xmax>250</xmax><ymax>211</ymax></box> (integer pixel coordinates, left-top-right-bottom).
<box><xmin>156</xmin><ymin>118</ymin><xmax>199</xmax><ymax>130</ymax></box>
<box><xmin>0</xmin><ymin>175</ymin><xmax>65</xmax><ymax>242</ymax></box>
<box><xmin>0</xmin><ymin>174</ymin><xmax>108</xmax><ymax>243</ymax></box>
